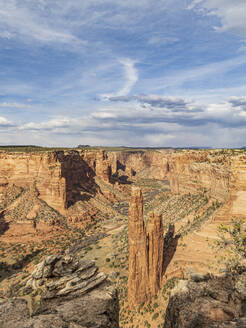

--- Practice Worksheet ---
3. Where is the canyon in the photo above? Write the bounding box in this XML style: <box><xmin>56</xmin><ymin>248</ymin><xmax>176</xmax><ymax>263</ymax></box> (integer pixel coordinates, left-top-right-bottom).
<box><xmin>0</xmin><ymin>147</ymin><xmax>246</xmax><ymax>327</ymax></box>
<box><xmin>1</xmin><ymin>148</ymin><xmax>245</xmax><ymax>220</ymax></box>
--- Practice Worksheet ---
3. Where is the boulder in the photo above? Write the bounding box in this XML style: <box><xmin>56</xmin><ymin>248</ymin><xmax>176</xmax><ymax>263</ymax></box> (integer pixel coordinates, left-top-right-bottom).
<box><xmin>0</xmin><ymin>253</ymin><xmax>119</xmax><ymax>328</ymax></box>
<box><xmin>164</xmin><ymin>273</ymin><xmax>246</xmax><ymax>328</ymax></box>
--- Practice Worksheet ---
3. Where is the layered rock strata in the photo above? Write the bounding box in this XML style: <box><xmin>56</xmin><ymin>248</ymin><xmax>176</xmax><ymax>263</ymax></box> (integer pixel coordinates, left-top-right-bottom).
<box><xmin>95</xmin><ymin>150</ymin><xmax>112</xmax><ymax>183</ymax></box>
<box><xmin>128</xmin><ymin>187</ymin><xmax>164</xmax><ymax>305</ymax></box>
<box><xmin>0</xmin><ymin>150</ymin><xmax>113</xmax><ymax>215</ymax></box>
<box><xmin>0</xmin><ymin>253</ymin><xmax>119</xmax><ymax>328</ymax></box>
<box><xmin>1</xmin><ymin>149</ymin><xmax>246</xmax><ymax>223</ymax></box>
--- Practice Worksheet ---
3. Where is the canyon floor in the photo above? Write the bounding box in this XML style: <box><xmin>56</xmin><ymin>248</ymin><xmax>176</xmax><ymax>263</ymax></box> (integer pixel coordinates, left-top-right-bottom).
<box><xmin>0</xmin><ymin>156</ymin><xmax>232</xmax><ymax>328</ymax></box>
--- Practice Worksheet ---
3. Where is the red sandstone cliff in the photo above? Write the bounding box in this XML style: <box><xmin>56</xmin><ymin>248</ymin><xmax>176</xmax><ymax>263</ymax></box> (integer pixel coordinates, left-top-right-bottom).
<box><xmin>0</xmin><ymin>152</ymin><xmax>66</xmax><ymax>213</ymax></box>
<box><xmin>0</xmin><ymin>150</ymin><xmax>113</xmax><ymax>215</ymax></box>
<box><xmin>1</xmin><ymin>149</ymin><xmax>246</xmax><ymax>222</ymax></box>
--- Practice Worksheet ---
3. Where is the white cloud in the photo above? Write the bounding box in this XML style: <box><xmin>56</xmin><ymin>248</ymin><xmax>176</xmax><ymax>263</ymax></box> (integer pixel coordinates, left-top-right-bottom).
<box><xmin>14</xmin><ymin>96</ymin><xmax>246</xmax><ymax>148</ymax></box>
<box><xmin>0</xmin><ymin>31</ymin><xmax>14</xmax><ymax>39</ymax></box>
<box><xmin>0</xmin><ymin>0</ymin><xmax>84</xmax><ymax>46</ymax></box>
<box><xmin>19</xmin><ymin>117</ymin><xmax>79</xmax><ymax>131</ymax></box>
<box><xmin>148</xmin><ymin>36</ymin><xmax>179</xmax><ymax>45</ymax></box>
<box><xmin>189</xmin><ymin>0</ymin><xmax>246</xmax><ymax>36</ymax></box>
<box><xmin>101</xmin><ymin>58</ymin><xmax>138</xmax><ymax>98</ymax></box>
<box><xmin>146</xmin><ymin>54</ymin><xmax>246</xmax><ymax>92</ymax></box>
<box><xmin>0</xmin><ymin>116</ymin><xmax>15</xmax><ymax>127</ymax></box>
<box><xmin>117</xmin><ymin>58</ymin><xmax>138</xmax><ymax>96</ymax></box>
<box><xmin>0</xmin><ymin>102</ymin><xmax>31</xmax><ymax>109</ymax></box>
<box><xmin>0</xmin><ymin>0</ymin><xmax>172</xmax><ymax>46</ymax></box>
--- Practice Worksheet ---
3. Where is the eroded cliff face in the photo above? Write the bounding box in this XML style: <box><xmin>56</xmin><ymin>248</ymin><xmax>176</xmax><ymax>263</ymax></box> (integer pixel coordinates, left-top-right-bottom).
<box><xmin>0</xmin><ymin>152</ymin><xmax>66</xmax><ymax>213</ymax></box>
<box><xmin>230</xmin><ymin>154</ymin><xmax>246</xmax><ymax>218</ymax></box>
<box><xmin>166</xmin><ymin>151</ymin><xmax>246</xmax><ymax>220</ymax></box>
<box><xmin>110</xmin><ymin>149</ymin><xmax>246</xmax><ymax>221</ymax></box>
<box><xmin>167</xmin><ymin>151</ymin><xmax>231</xmax><ymax>201</ymax></box>
<box><xmin>0</xmin><ymin>150</ymin><xmax>114</xmax><ymax>216</ymax></box>
<box><xmin>1</xmin><ymin>149</ymin><xmax>246</xmax><ymax>223</ymax></box>
<box><xmin>111</xmin><ymin>150</ymin><xmax>170</xmax><ymax>180</ymax></box>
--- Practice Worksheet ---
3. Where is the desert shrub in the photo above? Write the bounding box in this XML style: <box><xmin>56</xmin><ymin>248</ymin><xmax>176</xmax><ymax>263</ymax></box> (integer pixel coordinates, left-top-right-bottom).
<box><xmin>152</xmin><ymin>312</ymin><xmax>159</xmax><ymax>320</ymax></box>
<box><xmin>213</xmin><ymin>218</ymin><xmax>246</xmax><ymax>274</ymax></box>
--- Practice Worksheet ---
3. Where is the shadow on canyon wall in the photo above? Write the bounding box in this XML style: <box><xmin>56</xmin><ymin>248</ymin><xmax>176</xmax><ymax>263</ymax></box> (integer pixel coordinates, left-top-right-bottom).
<box><xmin>60</xmin><ymin>152</ymin><xmax>100</xmax><ymax>208</ymax></box>
<box><xmin>59</xmin><ymin>153</ymin><xmax>135</xmax><ymax>207</ymax></box>
<box><xmin>0</xmin><ymin>211</ymin><xmax>9</xmax><ymax>236</ymax></box>
<box><xmin>111</xmin><ymin>160</ymin><xmax>135</xmax><ymax>185</ymax></box>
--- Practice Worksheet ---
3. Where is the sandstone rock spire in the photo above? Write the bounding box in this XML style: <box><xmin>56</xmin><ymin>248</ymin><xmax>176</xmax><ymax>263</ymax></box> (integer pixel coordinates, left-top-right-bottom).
<box><xmin>148</xmin><ymin>211</ymin><xmax>164</xmax><ymax>296</ymax></box>
<box><xmin>128</xmin><ymin>187</ymin><xmax>149</xmax><ymax>306</ymax></box>
<box><xmin>128</xmin><ymin>187</ymin><xmax>164</xmax><ymax>306</ymax></box>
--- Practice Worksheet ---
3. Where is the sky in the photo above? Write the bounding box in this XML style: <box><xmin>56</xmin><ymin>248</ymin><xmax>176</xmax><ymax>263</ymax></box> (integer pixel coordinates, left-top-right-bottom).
<box><xmin>1</xmin><ymin>0</ymin><xmax>246</xmax><ymax>147</ymax></box>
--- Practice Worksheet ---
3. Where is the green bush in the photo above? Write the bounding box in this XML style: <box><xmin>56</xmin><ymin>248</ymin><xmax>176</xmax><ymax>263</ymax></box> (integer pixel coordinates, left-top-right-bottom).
<box><xmin>152</xmin><ymin>312</ymin><xmax>159</xmax><ymax>320</ymax></box>
<box><xmin>213</xmin><ymin>218</ymin><xmax>246</xmax><ymax>274</ymax></box>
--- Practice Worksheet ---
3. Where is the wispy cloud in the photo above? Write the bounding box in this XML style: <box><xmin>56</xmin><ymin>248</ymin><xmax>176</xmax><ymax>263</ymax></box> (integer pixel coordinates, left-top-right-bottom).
<box><xmin>0</xmin><ymin>116</ymin><xmax>15</xmax><ymax>127</ymax></box>
<box><xmin>148</xmin><ymin>36</ymin><xmax>179</xmax><ymax>46</ymax></box>
<box><xmin>117</xmin><ymin>59</ymin><xmax>138</xmax><ymax>96</ymax></box>
<box><xmin>0</xmin><ymin>102</ymin><xmax>31</xmax><ymax>109</ymax></box>
<box><xmin>189</xmin><ymin>0</ymin><xmax>246</xmax><ymax>36</ymax></box>
<box><xmin>13</xmin><ymin>96</ymin><xmax>246</xmax><ymax>147</ymax></box>
<box><xmin>101</xmin><ymin>58</ymin><xmax>138</xmax><ymax>98</ymax></box>
<box><xmin>0</xmin><ymin>0</ymin><xmax>84</xmax><ymax>46</ymax></box>
<box><xmin>148</xmin><ymin>55</ymin><xmax>246</xmax><ymax>92</ymax></box>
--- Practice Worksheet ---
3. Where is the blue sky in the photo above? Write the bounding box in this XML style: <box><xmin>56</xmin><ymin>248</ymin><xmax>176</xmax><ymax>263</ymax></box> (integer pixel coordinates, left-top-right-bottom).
<box><xmin>1</xmin><ymin>0</ymin><xmax>246</xmax><ymax>147</ymax></box>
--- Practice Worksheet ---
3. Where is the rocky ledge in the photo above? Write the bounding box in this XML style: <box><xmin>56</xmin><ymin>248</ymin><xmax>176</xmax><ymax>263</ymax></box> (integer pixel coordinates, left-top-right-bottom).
<box><xmin>164</xmin><ymin>272</ymin><xmax>246</xmax><ymax>328</ymax></box>
<box><xmin>0</xmin><ymin>254</ymin><xmax>119</xmax><ymax>328</ymax></box>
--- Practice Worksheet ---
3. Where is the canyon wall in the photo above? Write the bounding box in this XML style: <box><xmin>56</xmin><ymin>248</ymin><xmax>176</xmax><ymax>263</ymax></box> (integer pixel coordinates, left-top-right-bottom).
<box><xmin>166</xmin><ymin>151</ymin><xmax>246</xmax><ymax>219</ymax></box>
<box><xmin>1</xmin><ymin>149</ymin><xmax>246</xmax><ymax>220</ymax></box>
<box><xmin>0</xmin><ymin>152</ymin><xmax>66</xmax><ymax>213</ymax></box>
<box><xmin>110</xmin><ymin>150</ymin><xmax>170</xmax><ymax>180</ymax></box>
<box><xmin>0</xmin><ymin>150</ymin><xmax>113</xmax><ymax>215</ymax></box>
<box><xmin>167</xmin><ymin>151</ymin><xmax>231</xmax><ymax>201</ymax></box>
<box><xmin>230</xmin><ymin>154</ymin><xmax>246</xmax><ymax>218</ymax></box>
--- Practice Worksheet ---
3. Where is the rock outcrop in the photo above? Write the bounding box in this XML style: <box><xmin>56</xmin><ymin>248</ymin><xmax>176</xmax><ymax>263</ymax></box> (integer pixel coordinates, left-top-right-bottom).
<box><xmin>148</xmin><ymin>211</ymin><xmax>164</xmax><ymax>296</ymax></box>
<box><xmin>96</xmin><ymin>150</ymin><xmax>112</xmax><ymax>183</ymax></box>
<box><xmin>164</xmin><ymin>272</ymin><xmax>246</xmax><ymax>328</ymax></box>
<box><xmin>128</xmin><ymin>187</ymin><xmax>149</xmax><ymax>306</ymax></box>
<box><xmin>0</xmin><ymin>254</ymin><xmax>119</xmax><ymax>328</ymax></box>
<box><xmin>128</xmin><ymin>187</ymin><xmax>164</xmax><ymax>306</ymax></box>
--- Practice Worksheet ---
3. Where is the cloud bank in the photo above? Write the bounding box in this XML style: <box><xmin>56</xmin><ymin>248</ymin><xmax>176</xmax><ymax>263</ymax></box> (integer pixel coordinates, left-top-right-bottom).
<box><xmin>1</xmin><ymin>95</ymin><xmax>242</xmax><ymax>148</ymax></box>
